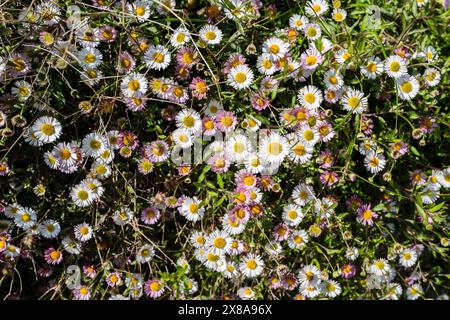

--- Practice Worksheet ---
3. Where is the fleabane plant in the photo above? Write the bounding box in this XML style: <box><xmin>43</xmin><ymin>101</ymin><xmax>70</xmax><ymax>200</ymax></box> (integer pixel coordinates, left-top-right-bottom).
<box><xmin>0</xmin><ymin>0</ymin><xmax>449</xmax><ymax>300</ymax></box>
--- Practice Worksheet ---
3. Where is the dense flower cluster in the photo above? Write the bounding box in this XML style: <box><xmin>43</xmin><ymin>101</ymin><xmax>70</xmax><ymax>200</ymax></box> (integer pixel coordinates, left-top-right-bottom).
<box><xmin>0</xmin><ymin>0</ymin><xmax>449</xmax><ymax>300</ymax></box>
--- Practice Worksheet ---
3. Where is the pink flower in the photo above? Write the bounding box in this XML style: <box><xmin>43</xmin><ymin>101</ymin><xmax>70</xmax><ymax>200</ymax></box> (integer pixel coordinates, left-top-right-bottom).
<box><xmin>44</xmin><ymin>247</ymin><xmax>63</xmax><ymax>265</ymax></box>
<box><xmin>144</xmin><ymin>279</ymin><xmax>165</xmax><ymax>299</ymax></box>
<box><xmin>207</xmin><ymin>153</ymin><xmax>231</xmax><ymax>173</ymax></box>
<box><xmin>141</xmin><ymin>206</ymin><xmax>161</xmax><ymax>225</ymax></box>
<box><xmin>357</xmin><ymin>204</ymin><xmax>378</xmax><ymax>226</ymax></box>
<box><xmin>189</xmin><ymin>77</ymin><xmax>209</xmax><ymax>100</ymax></box>
<box><xmin>273</xmin><ymin>223</ymin><xmax>290</xmax><ymax>241</ymax></box>
<box><xmin>341</xmin><ymin>264</ymin><xmax>357</xmax><ymax>279</ymax></box>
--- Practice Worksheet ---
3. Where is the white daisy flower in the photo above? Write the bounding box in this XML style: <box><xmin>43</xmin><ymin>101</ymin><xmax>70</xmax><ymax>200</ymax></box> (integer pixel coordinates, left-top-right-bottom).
<box><xmin>14</xmin><ymin>207</ymin><xmax>37</xmax><ymax>230</ymax></box>
<box><xmin>282</xmin><ymin>204</ymin><xmax>304</xmax><ymax>226</ymax></box>
<box><xmin>321</xmin><ymin>280</ymin><xmax>342</xmax><ymax>298</ymax></box>
<box><xmin>291</xmin><ymin>183</ymin><xmax>315</xmax><ymax>206</ymax></box>
<box><xmin>120</xmin><ymin>72</ymin><xmax>148</xmax><ymax>97</ymax></box>
<box><xmin>305</xmin><ymin>0</ymin><xmax>329</xmax><ymax>17</ymax></box>
<box><xmin>62</xmin><ymin>237</ymin><xmax>82</xmax><ymax>255</ymax></box>
<box><xmin>206</xmin><ymin>229</ymin><xmax>233</xmax><ymax>255</ymax></box>
<box><xmin>364</xmin><ymin>151</ymin><xmax>386</xmax><ymax>174</ymax></box>
<box><xmin>71</xmin><ymin>184</ymin><xmax>95</xmax><ymax>207</ymax></box>
<box><xmin>136</xmin><ymin>244</ymin><xmax>155</xmax><ymax>264</ymax></box>
<box><xmin>128</xmin><ymin>0</ymin><xmax>151</xmax><ymax>22</ymax></box>
<box><xmin>422</xmin><ymin>45</ymin><xmax>437</xmax><ymax>62</ymax></box>
<box><xmin>360</xmin><ymin>56</ymin><xmax>383</xmax><ymax>79</ymax></box>
<box><xmin>204</xmin><ymin>99</ymin><xmax>223</xmax><ymax>116</ymax></box>
<box><xmin>288</xmin><ymin>139</ymin><xmax>314</xmax><ymax>164</ymax></box>
<box><xmin>323</xmin><ymin>69</ymin><xmax>344</xmax><ymax>90</ymax></box>
<box><xmin>297</xmin><ymin>124</ymin><xmax>320</xmax><ymax>147</ymax></box>
<box><xmin>259</xmin><ymin>132</ymin><xmax>289</xmax><ymax>163</ymax></box>
<box><xmin>288</xmin><ymin>229</ymin><xmax>309</xmax><ymax>249</ymax></box>
<box><xmin>237</xmin><ymin>287</ymin><xmax>255</xmax><ymax>300</ymax></box>
<box><xmin>225</xmin><ymin>134</ymin><xmax>250</xmax><ymax>162</ymax></box>
<box><xmin>239</xmin><ymin>253</ymin><xmax>264</xmax><ymax>278</ymax></box>
<box><xmin>144</xmin><ymin>45</ymin><xmax>171</xmax><ymax>70</ymax></box>
<box><xmin>38</xmin><ymin>219</ymin><xmax>61</xmax><ymax>239</ymax></box>
<box><xmin>289</xmin><ymin>14</ymin><xmax>309</xmax><ymax>30</ymax></box>
<box><xmin>396</xmin><ymin>75</ymin><xmax>420</xmax><ymax>100</ymax></box>
<box><xmin>179</xmin><ymin>196</ymin><xmax>205</xmax><ymax>222</ymax></box>
<box><xmin>333</xmin><ymin>49</ymin><xmax>352</xmax><ymax>65</ymax></box>
<box><xmin>222</xmin><ymin>213</ymin><xmax>247</xmax><ymax>235</ymax></box>
<box><xmin>406</xmin><ymin>284</ymin><xmax>423</xmax><ymax>300</ymax></box>
<box><xmin>190</xmin><ymin>231</ymin><xmax>207</xmax><ymax>248</ymax></box>
<box><xmin>244</xmin><ymin>153</ymin><xmax>265</xmax><ymax>174</ymax></box>
<box><xmin>77</xmin><ymin>47</ymin><xmax>103</xmax><ymax>69</ymax></box>
<box><xmin>423</xmin><ymin>68</ymin><xmax>441</xmax><ymax>87</ymax></box>
<box><xmin>202</xmin><ymin>250</ymin><xmax>227</xmax><ymax>272</ymax></box>
<box><xmin>421</xmin><ymin>184</ymin><xmax>440</xmax><ymax>204</ymax></box>
<box><xmin>262</xmin><ymin>37</ymin><xmax>288</xmax><ymax>60</ymax></box>
<box><xmin>332</xmin><ymin>8</ymin><xmax>347</xmax><ymax>22</ymax></box>
<box><xmin>90</xmin><ymin>161</ymin><xmax>112</xmax><ymax>179</ymax></box>
<box><xmin>12</xmin><ymin>80</ymin><xmax>32</xmax><ymax>101</ymax></box>
<box><xmin>227</xmin><ymin>65</ymin><xmax>254</xmax><ymax>90</ymax></box>
<box><xmin>399</xmin><ymin>248</ymin><xmax>418</xmax><ymax>268</ymax></box>
<box><xmin>298</xmin><ymin>85</ymin><xmax>323</xmax><ymax>110</ymax></box>
<box><xmin>384</xmin><ymin>283</ymin><xmax>403</xmax><ymax>300</ymax></box>
<box><xmin>74</xmin><ymin>223</ymin><xmax>94</xmax><ymax>242</ymax></box>
<box><xmin>112</xmin><ymin>207</ymin><xmax>134</xmax><ymax>226</ymax></box>
<box><xmin>437</xmin><ymin>168</ymin><xmax>450</xmax><ymax>188</ymax></box>
<box><xmin>358</xmin><ymin>140</ymin><xmax>377</xmax><ymax>156</ymax></box>
<box><xmin>256</xmin><ymin>54</ymin><xmax>277</xmax><ymax>75</ymax></box>
<box><xmin>303</xmin><ymin>23</ymin><xmax>322</xmax><ymax>41</ymax></box>
<box><xmin>223</xmin><ymin>261</ymin><xmax>239</xmax><ymax>279</ymax></box>
<box><xmin>175</xmin><ymin>108</ymin><xmax>202</xmax><ymax>133</ymax></box>
<box><xmin>298</xmin><ymin>264</ymin><xmax>322</xmax><ymax>287</ymax></box>
<box><xmin>82</xmin><ymin>132</ymin><xmax>108</xmax><ymax>158</ymax></box>
<box><xmin>172</xmin><ymin>128</ymin><xmax>194</xmax><ymax>148</ymax></box>
<box><xmin>52</xmin><ymin>142</ymin><xmax>78</xmax><ymax>169</ymax></box>
<box><xmin>31</xmin><ymin>116</ymin><xmax>62</xmax><ymax>144</ymax></box>
<box><xmin>199</xmin><ymin>24</ymin><xmax>223</xmax><ymax>45</ymax></box>
<box><xmin>4</xmin><ymin>203</ymin><xmax>24</xmax><ymax>219</ymax></box>
<box><xmin>170</xmin><ymin>27</ymin><xmax>190</xmax><ymax>47</ymax></box>
<box><xmin>342</xmin><ymin>88</ymin><xmax>368</xmax><ymax>114</ymax></box>
<box><xmin>384</xmin><ymin>55</ymin><xmax>408</xmax><ymax>78</ymax></box>
<box><xmin>370</xmin><ymin>258</ymin><xmax>391</xmax><ymax>277</ymax></box>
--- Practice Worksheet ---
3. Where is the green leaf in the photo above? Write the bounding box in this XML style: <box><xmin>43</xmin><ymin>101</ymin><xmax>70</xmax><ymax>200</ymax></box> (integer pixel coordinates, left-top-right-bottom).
<box><xmin>217</xmin><ymin>174</ymin><xmax>224</xmax><ymax>189</ymax></box>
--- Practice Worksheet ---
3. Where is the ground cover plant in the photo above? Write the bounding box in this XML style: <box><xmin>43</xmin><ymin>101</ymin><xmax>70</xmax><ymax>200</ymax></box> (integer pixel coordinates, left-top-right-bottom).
<box><xmin>0</xmin><ymin>0</ymin><xmax>449</xmax><ymax>300</ymax></box>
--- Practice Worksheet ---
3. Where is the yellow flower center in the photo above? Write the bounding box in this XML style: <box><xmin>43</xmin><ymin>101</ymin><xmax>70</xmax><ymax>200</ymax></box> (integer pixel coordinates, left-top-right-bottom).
<box><xmin>304</xmin><ymin>92</ymin><xmax>316</xmax><ymax>104</ymax></box>
<box><xmin>204</xmin><ymin>31</ymin><xmax>217</xmax><ymax>41</ymax></box>
<box><xmin>77</xmin><ymin>190</ymin><xmax>89</xmax><ymax>201</ymax></box>
<box><xmin>389</xmin><ymin>61</ymin><xmax>401</xmax><ymax>72</ymax></box>
<box><xmin>288</xmin><ymin>210</ymin><xmax>298</xmax><ymax>219</ymax></box>
<box><xmin>269</xmin><ymin>44</ymin><xmax>280</xmax><ymax>54</ymax></box>
<box><xmin>176</xmin><ymin>33</ymin><xmax>186</xmax><ymax>43</ymax></box>
<box><xmin>362</xmin><ymin>209</ymin><xmax>373</xmax><ymax>220</ymax></box>
<box><xmin>306</xmin><ymin>56</ymin><xmax>317</xmax><ymax>65</ymax></box>
<box><xmin>303</xmin><ymin>129</ymin><xmax>314</xmax><ymax>141</ymax></box>
<box><xmin>84</xmin><ymin>53</ymin><xmax>96</xmax><ymax>63</ymax></box>
<box><xmin>268</xmin><ymin>142</ymin><xmax>282</xmax><ymax>155</ymax></box>
<box><xmin>307</xmin><ymin>27</ymin><xmax>317</xmax><ymax>37</ymax></box>
<box><xmin>234</xmin><ymin>72</ymin><xmax>247</xmax><ymax>84</ymax></box>
<box><xmin>400</xmin><ymin>81</ymin><xmax>413</xmax><ymax>93</ymax></box>
<box><xmin>213</xmin><ymin>237</ymin><xmax>226</xmax><ymax>249</ymax></box>
<box><xmin>348</xmin><ymin>97</ymin><xmax>360</xmax><ymax>109</ymax></box>
<box><xmin>153</xmin><ymin>52</ymin><xmax>164</xmax><ymax>63</ymax></box>
<box><xmin>189</xmin><ymin>203</ymin><xmax>198</xmax><ymax>213</ymax></box>
<box><xmin>182</xmin><ymin>115</ymin><xmax>195</xmax><ymax>128</ymax></box>
<box><xmin>367</xmin><ymin>63</ymin><xmax>377</xmax><ymax>73</ymax></box>
<box><xmin>128</xmin><ymin>79</ymin><xmax>140</xmax><ymax>91</ymax></box>
<box><xmin>246</xmin><ymin>259</ymin><xmax>257</xmax><ymax>270</ymax></box>
<box><xmin>135</xmin><ymin>6</ymin><xmax>145</xmax><ymax>16</ymax></box>
<box><xmin>41</xmin><ymin>123</ymin><xmax>55</xmax><ymax>136</ymax></box>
